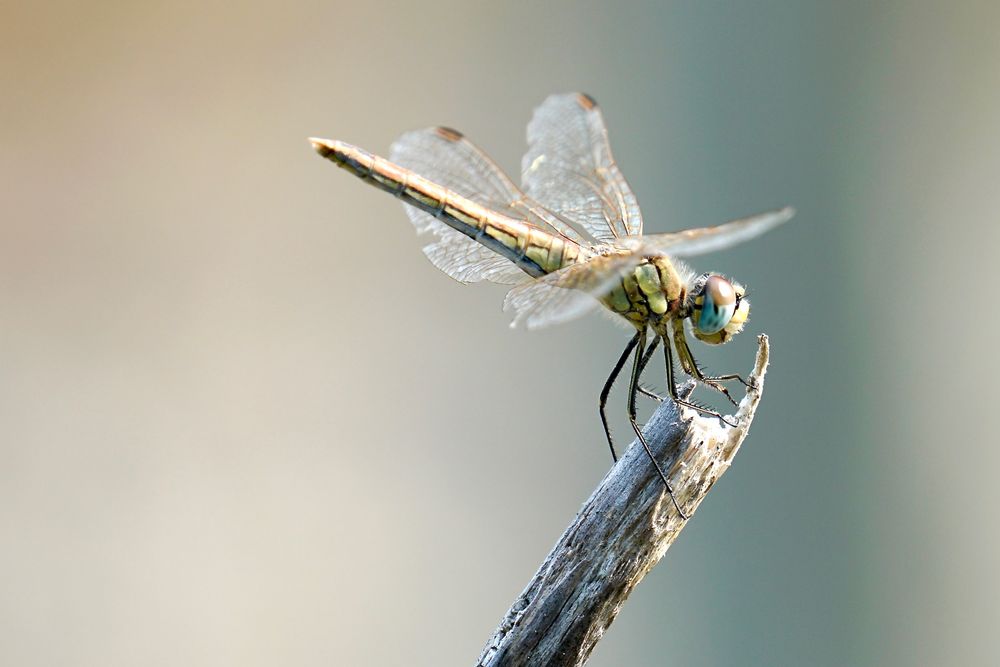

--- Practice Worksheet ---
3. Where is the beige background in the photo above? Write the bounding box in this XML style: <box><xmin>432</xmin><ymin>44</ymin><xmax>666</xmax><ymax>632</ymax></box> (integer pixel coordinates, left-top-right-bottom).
<box><xmin>3</xmin><ymin>1</ymin><xmax>999</xmax><ymax>665</ymax></box>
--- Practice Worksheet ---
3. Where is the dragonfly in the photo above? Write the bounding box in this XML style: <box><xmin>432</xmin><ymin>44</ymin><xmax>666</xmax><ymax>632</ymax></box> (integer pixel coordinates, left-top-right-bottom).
<box><xmin>310</xmin><ymin>93</ymin><xmax>793</xmax><ymax>518</ymax></box>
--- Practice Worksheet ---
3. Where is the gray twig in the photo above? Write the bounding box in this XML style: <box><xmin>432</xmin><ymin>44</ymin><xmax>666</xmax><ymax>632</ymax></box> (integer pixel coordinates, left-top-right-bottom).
<box><xmin>476</xmin><ymin>335</ymin><xmax>771</xmax><ymax>667</ymax></box>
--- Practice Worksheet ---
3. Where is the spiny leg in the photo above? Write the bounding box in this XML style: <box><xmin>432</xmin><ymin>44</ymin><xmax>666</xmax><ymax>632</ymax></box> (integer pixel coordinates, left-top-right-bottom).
<box><xmin>627</xmin><ymin>330</ymin><xmax>688</xmax><ymax>519</ymax></box>
<box><xmin>599</xmin><ymin>331</ymin><xmax>641</xmax><ymax>463</ymax></box>
<box><xmin>670</xmin><ymin>319</ymin><xmax>740</xmax><ymax>408</ymax></box>
<box><xmin>663</xmin><ymin>335</ymin><xmax>738</xmax><ymax>428</ymax></box>
<box><xmin>703</xmin><ymin>371</ymin><xmax>752</xmax><ymax>389</ymax></box>
<box><xmin>637</xmin><ymin>337</ymin><xmax>664</xmax><ymax>402</ymax></box>
<box><xmin>601</xmin><ymin>334</ymin><xmax>665</xmax><ymax>461</ymax></box>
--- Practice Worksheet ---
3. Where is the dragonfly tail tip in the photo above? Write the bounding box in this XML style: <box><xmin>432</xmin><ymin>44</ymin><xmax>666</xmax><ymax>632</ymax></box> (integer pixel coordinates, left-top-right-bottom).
<box><xmin>308</xmin><ymin>137</ymin><xmax>334</xmax><ymax>155</ymax></box>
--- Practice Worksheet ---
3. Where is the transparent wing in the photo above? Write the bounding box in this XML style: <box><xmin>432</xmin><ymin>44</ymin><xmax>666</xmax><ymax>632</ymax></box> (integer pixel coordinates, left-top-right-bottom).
<box><xmin>389</xmin><ymin>126</ymin><xmax>589</xmax><ymax>285</ymax></box>
<box><xmin>391</xmin><ymin>126</ymin><xmax>589</xmax><ymax>241</ymax></box>
<box><xmin>632</xmin><ymin>207</ymin><xmax>795</xmax><ymax>258</ymax></box>
<box><xmin>422</xmin><ymin>227</ymin><xmax>527</xmax><ymax>285</ymax></box>
<box><xmin>521</xmin><ymin>93</ymin><xmax>643</xmax><ymax>243</ymax></box>
<box><xmin>503</xmin><ymin>252</ymin><xmax>644</xmax><ymax>329</ymax></box>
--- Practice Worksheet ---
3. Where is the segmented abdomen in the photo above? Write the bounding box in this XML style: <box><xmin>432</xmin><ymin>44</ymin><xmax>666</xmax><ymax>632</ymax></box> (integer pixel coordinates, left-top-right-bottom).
<box><xmin>312</xmin><ymin>139</ymin><xmax>585</xmax><ymax>278</ymax></box>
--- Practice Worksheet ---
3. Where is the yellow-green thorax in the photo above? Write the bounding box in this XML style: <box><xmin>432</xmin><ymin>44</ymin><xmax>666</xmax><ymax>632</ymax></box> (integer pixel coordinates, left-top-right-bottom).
<box><xmin>600</xmin><ymin>255</ymin><xmax>687</xmax><ymax>332</ymax></box>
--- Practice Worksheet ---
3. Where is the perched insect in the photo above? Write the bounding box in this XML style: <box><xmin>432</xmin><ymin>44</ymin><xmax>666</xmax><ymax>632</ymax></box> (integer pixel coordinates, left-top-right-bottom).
<box><xmin>311</xmin><ymin>93</ymin><xmax>793</xmax><ymax>518</ymax></box>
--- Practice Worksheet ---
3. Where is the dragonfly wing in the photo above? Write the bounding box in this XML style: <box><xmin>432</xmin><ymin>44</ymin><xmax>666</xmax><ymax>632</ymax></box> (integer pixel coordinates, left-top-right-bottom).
<box><xmin>634</xmin><ymin>207</ymin><xmax>795</xmax><ymax>258</ymax></box>
<box><xmin>389</xmin><ymin>127</ymin><xmax>588</xmax><ymax>285</ymax></box>
<box><xmin>391</xmin><ymin>127</ymin><xmax>588</xmax><ymax>241</ymax></box>
<box><xmin>521</xmin><ymin>93</ymin><xmax>643</xmax><ymax>243</ymax></box>
<box><xmin>422</xmin><ymin>227</ymin><xmax>528</xmax><ymax>285</ymax></box>
<box><xmin>503</xmin><ymin>252</ymin><xmax>643</xmax><ymax>329</ymax></box>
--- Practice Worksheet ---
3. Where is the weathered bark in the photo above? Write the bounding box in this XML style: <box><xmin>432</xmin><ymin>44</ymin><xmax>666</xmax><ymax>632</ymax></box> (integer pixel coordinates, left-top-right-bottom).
<box><xmin>476</xmin><ymin>335</ymin><xmax>771</xmax><ymax>667</ymax></box>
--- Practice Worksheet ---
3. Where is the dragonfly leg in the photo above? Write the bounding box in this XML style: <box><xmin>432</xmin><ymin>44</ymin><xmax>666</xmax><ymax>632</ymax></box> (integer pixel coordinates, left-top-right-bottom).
<box><xmin>599</xmin><ymin>331</ymin><xmax>641</xmax><ymax>463</ymax></box>
<box><xmin>703</xmin><ymin>372</ymin><xmax>752</xmax><ymax>389</ymax></box>
<box><xmin>637</xmin><ymin>337</ymin><xmax>664</xmax><ymax>402</ymax></box>
<box><xmin>663</xmin><ymin>337</ymin><xmax>738</xmax><ymax>428</ymax></box>
<box><xmin>628</xmin><ymin>330</ymin><xmax>688</xmax><ymax>519</ymax></box>
<box><xmin>670</xmin><ymin>320</ymin><xmax>740</xmax><ymax>408</ymax></box>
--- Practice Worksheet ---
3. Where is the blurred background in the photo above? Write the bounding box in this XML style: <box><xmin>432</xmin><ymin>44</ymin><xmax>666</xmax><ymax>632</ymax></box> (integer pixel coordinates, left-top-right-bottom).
<box><xmin>3</xmin><ymin>1</ymin><xmax>999</xmax><ymax>665</ymax></box>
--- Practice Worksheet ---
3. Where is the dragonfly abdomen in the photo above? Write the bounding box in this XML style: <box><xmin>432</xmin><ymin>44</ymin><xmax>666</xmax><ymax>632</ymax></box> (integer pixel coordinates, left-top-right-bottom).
<box><xmin>312</xmin><ymin>138</ymin><xmax>585</xmax><ymax>279</ymax></box>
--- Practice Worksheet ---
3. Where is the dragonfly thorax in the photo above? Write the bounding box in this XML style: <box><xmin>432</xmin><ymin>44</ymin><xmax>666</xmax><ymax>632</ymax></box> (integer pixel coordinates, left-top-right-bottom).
<box><xmin>601</xmin><ymin>255</ymin><xmax>688</xmax><ymax>330</ymax></box>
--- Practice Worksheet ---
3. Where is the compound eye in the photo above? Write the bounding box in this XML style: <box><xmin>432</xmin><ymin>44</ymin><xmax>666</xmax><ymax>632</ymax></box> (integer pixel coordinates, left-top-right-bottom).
<box><xmin>696</xmin><ymin>275</ymin><xmax>736</xmax><ymax>334</ymax></box>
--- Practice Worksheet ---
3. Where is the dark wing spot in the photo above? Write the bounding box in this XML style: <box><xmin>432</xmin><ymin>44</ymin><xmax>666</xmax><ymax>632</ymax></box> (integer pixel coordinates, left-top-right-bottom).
<box><xmin>435</xmin><ymin>126</ymin><xmax>464</xmax><ymax>142</ymax></box>
<box><xmin>576</xmin><ymin>93</ymin><xmax>598</xmax><ymax>110</ymax></box>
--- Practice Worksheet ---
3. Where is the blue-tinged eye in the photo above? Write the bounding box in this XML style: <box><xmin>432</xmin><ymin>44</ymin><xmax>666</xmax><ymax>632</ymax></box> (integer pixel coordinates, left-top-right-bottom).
<box><xmin>696</xmin><ymin>275</ymin><xmax>736</xmax><ymax>334</ymax></box>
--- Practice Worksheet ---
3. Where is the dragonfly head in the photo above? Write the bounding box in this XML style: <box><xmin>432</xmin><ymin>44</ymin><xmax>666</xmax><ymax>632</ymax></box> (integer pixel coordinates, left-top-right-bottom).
<box><xmin>689</xmin><ymin>274</ymin><xmax>749</xmax><ymax>345</ymax></box>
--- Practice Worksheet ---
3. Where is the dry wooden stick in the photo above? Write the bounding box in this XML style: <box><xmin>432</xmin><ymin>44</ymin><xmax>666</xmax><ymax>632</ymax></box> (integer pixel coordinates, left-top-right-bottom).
<box><xmin>475</xmin><ymin>335</ymin><xmax>771</xmax><ymax>667</ymax></box>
